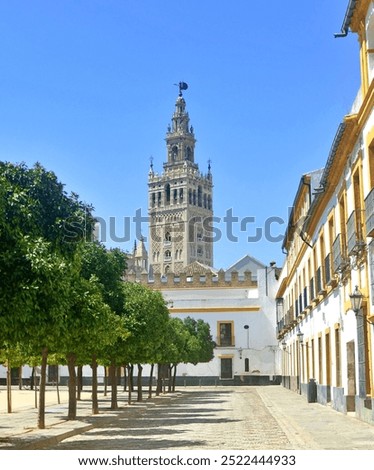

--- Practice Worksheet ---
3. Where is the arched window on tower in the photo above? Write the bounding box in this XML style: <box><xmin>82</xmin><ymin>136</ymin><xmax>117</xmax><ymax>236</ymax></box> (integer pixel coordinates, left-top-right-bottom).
<box><xmin>203</xmin><ymin>193</ymin><xmax>207</xmax><ymax>209</ymax></box>
<box><xmin>193</xmin><ymin>190</ymin><xmax>196</xmax><ymax>205</ymax></box>
<box><xmin>179</xmin><ymin>188</ymin><xmax>184</xmax><ymax>201</ymax></box>
<box><xmin>172</xmin><ymin>146</ymin><xmax>178</xmax><ymax>161</ymax></box>
<box><xmin>165</xmin><ymin>231</ymin><xmax>171</xmax><ymax>243</ymax></box>
<box><xmin>165</xmin><ymin>250</ymin><xmax>171</xmax><ymax>261</ymax></box>
<box><xmin>165</xmin><ymin>184</ymin><xmax>171</xmax><ymax>204</ymax></box>
<box><xmin>198</xmin><ymin>186</ymin><xmax>202</xmax><ymax>207</ymax></box>
<box><xmin>208</xmin><ymin>195</ymin><xmax>212</xmax><ymax>210</ymax></box>
<box><xmin>186</xmin><ymin>147</ymin><xmax>192</xmax><ymax>161</ymax></box>
<box><xmin>189</xmin><ymin>189</ymin><xmax>192</xmax><ymax>204</ymax></box>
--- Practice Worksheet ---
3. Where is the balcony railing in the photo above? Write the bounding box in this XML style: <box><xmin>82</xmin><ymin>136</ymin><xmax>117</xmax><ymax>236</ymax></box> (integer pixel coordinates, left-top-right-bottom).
<box><xmin>347</xmin><ymin>210</ymin><xmax>366</xmax><ymax>255</ymax></box>
<box><xmin>303</xmin><ymin>286</ymin><xmax>309</xmax><ymax>309</ymax></box>
<box><xmin>332</xmin><ymin>233</ymin><xmax>349</xmax><ymax>273</ymax></box>
<box><xmin>285</xmin><ymin>306</ymin><xmax>296</xmax><ymax>327</ymax></box>
<box><xmin>316</xmin><ymin>266</ymin><xmax>326</xmax><ymax>295</ymax></box>
<box><xmin>216</xmin><ymin>336</ymin><xmax>235</xmax><ymax>347</ymax></box>
<box><xmin>324</xmin><ymin>253</ymin><xmax>331</xmax><ymax>285</ymax></box>
<box><xmin>276</xmin><ymin>319</ymin><xmax>285</xmax><ymax>337</ymax></box>
<box><xmin>365</xmin><ymin>188</ymin><xmax>374</xmax><ymax>238</ymax></box>
<box><xmin>276</xmin><ymin>297</ymin><xmax>284</xmax><ymax>322</ymax></box>
<box><xmin>310</xmin><ymin>277</ymin><xmax>316</xmax><ymax>302</ymax></box>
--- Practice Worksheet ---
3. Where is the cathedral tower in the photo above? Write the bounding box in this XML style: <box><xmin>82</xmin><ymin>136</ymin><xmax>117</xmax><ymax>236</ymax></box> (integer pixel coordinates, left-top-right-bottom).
<box><xmin>148</xmin><ymin>84</ymin><xmax>214</xmax><ymax>275</ymax></box>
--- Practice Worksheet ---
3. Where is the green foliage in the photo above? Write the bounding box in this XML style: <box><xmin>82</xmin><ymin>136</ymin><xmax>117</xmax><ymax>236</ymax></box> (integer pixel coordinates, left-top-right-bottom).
<box><xmin>121</xmin><ymin>282</ymin><xmax>170</xmax><ymax>364</ymax></box>
<box><xmin>80</xmin><ymin>241</ymin><xmax>127</xmax><ymax>315</ymax></box>
<box><xmin>183</xmin><ymin>317</ymin><xmax>216</xmax><ymax>364</ymax></box>
<box><xmin>0</xmin><ymin>160</ymin><xmax>215</xmax><ymax>378</ymax></box>
<box><xmin>0</xmin><ymin>161</ymin><xmax>94</xmax><ymax>352</ymax></box>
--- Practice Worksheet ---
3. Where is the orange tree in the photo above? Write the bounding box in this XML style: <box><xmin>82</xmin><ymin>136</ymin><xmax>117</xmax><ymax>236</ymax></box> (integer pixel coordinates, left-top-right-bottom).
<box><xmin>0</xmin><ymin>162</ymin><xmax>95</xmax><ymax>428</ymax></box>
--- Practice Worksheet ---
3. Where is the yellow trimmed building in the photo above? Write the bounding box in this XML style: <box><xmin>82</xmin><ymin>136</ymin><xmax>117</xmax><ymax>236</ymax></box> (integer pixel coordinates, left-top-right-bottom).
<box><xmin>276</xmin><ymin>0</ymin><xmax>374</xmax><ymax>424</ymax></box>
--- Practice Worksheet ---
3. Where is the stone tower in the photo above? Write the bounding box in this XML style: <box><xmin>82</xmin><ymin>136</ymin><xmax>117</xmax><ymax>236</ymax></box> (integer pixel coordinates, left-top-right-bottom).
<box><xmin>148</xmin><ymin>85</ymin><xmax>213</xmax><ymax>275</ymax></box>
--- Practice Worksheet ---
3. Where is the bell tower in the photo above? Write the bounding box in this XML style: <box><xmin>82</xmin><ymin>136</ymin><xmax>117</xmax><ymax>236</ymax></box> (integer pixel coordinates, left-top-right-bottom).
<box><xmin>148</xmin><ymin>83</ymin><xmax>214</xmax><ymax>276</ymax></box>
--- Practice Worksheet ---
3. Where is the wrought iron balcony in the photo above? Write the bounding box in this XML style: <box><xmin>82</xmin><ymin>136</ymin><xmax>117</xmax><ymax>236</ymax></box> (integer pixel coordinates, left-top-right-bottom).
<box><xmin>316</xmin><ymin>266</ymin><xmax>326</xmax><ymax>295</ymax></box>
<box><xmin>365</xmin><ymin>188</ymin><xmax>374</xmax><ymax>238</ymax></box>
<box><xmin>347</xmin><ymin>210</ymin><xmax>366</xmax><ymax>255</ymax></box>
<box><xmin>276</xmin><ymin>297</ymin><xmax>284</xmax><ymax>322</ymax></box>
<box><xmin>332</xmin><ymin>233</ymin><xmax>349</xmax><ymax>273</ymax></box>
<box><xmin>310</xmin><ymin>277</ymin><xmax>316</xmax><ymax>302</ymax></box>
<box><xmin>216</xmin><ymin>335</ymin><xmax>235</xmax><ymax>347</ymax></box>
<box><xmin>303</xmin><ymin>286</ymin><xmax>309</xmax><ymax>309</ymax></box>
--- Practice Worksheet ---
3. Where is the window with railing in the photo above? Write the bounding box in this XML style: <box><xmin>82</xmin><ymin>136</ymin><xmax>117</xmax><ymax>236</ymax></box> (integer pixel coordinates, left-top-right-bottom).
<box><xmin>332</xmin><ymin>233</ymin><xmax>348</xmax><ymax>273</ymax></box>
<box><xmin>276</xmin><ymin>298</ymin><xmax>284</xmax><ymax>322</ymax></box>
<box><xmin>365</xmin><ymin>187</ymin><xmax>374</xmax><ymax>238</ymax></box>
<box><xmin>217</xmin><ymin>322</ymin><xmax>234</xmax><ymax>347</ymax></box>
<box><xmin>324</xmin><ymin>253</ymin><xmax>332</xmax><ymax>285</ymax></box>
<box><xmin>310</xmin><ymin>277</ymin><xmax>315</xmax><ymax>301</ymax></box>
<box><xmin>347</xmin><ymin>210</ymin><xmax>366</xmax><ymax>255</ymax></box>
<box><xmin>316</xmin><ymin>266</ymin><xmax>325</xmax><ymax>295</ymax></box>
<box><xmin>298</xmin><ymin>293</ymin><xmax>303</xmax><ymax>315</ymax></box>
<box><xmin>303</xmin><ymin>286</ymin><xmax>308</xmax><ymax>309</ymax></box>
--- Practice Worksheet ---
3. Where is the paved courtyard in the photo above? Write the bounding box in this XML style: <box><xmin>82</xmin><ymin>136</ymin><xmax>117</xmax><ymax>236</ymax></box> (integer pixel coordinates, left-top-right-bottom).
<box><xmin>40</xmin><ymin>386</ymin><xmax>374</xmax><ymax>450</ymax></box>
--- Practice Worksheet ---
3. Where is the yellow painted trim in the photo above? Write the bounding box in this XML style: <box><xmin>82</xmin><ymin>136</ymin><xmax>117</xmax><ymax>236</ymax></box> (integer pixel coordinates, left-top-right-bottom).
<box><xmin>218</xmin><ymin>354</ymin><xmax>234</xmax><ymax>359</ymax></box>
<box><xmin>344</xmin><ymin>299</ymin><xmax>352</xmax><ymax>314</ymax></box>
<box><xmin>169</xmin><ymin>306</ymin><xmax>261</xmax><ymax>313</ymax></box>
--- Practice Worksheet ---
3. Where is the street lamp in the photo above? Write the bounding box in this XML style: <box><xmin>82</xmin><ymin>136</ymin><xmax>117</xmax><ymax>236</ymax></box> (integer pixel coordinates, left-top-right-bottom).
<box><xmin>350</xmin><ymin>286</ymin><xmax>363</xmax><ymax>316</ymax></box>
<box><xmin>244</xmin><ymin>325</ymin><xmax>249</xmax><ymax>349</ymax></box>
<box><xmin>296</xmin><ymin>326</ymin><xmax>304</xmax><ymax>344</ymax></box>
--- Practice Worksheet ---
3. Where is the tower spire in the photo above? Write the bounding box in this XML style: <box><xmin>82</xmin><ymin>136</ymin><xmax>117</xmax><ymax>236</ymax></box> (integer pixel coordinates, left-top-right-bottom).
<box><xmin>148</xmin><ymin>86</ymin><xmax>214</xmax><ymax>276</ymax></box>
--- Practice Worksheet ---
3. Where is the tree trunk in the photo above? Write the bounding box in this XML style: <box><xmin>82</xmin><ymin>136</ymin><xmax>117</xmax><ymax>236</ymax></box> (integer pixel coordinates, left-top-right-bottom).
<box><xmin>127</xmin><ymin>365</ymin><xmax>133</xmax><ymax>405</ymax></box>
<box><xmin>56</xmin><ymin>367</ymin><xmax>61</xmax><ymax>405</ymax></box>
<box><xmin>91</xmin><ymin>355</ymin><xmax>99</xmax><ymax>415</ymax></box>
<box><xmin>156</xmin><ymin>363</ymin><xmax>162</xmax><ymax>396</ymax></box>
<box><xmin>30</xmin><ymin>367</ymin><xmax>34</xmax><ymax>390</ymax></box>
<box><xmin>18</xmin><ymin>366</ymin><xmax>23</xmax><ymax>390</ymax></box>
<box><xmin>104</xmin><ymin>367</ymin><xmax>108</xmax><ymax>396</ymax></box>
<box><xmin>130</xmin><ymin>364</ymin><xmax>134</xmax><ymax>392</ymax></box>
<box><xmin>172</xmin><ymin>363</ymin><xmax>178</xmax><ymax>392</ymax></box>
<box><xmin>168</xmin><ymin>364</ymin><xmax>173</xmax><ymax>393</ymax></box>
<box><xmin>148</xmin><ymin>364</ymin><xmax>154</xmax><ymax>399</ymax></box>
<box><xmin>109</xmin><ymin>363</ymin><xmax>118</xmax><ymax>410</ymax></box>
<box><xmin>67</xmin><ymin>352</ymin><xmax>77</xmax><ymax>420</ymax></box>
<box><xmin>6</xmin><ymin>361</ymin><xmax>12</xmax><ymax>413</ymax></box>
<box><xmin>77</xmin><ymin>365</ymin><xmax>83</xmax><ymax>400</ymax></box>
<box><xmin>137</xmin><ymin>364</ymin><xmax>143</xmax><ymax>402</ymax></box>
<box><xmin>38</xmin><ymin>347</ymin><xmax>48</xmax><ymax>429</ymax></box>
<box><xmin>123</xmin><ymin>365</ymin><xmax>127</xmax><ymax>392</ymax></box>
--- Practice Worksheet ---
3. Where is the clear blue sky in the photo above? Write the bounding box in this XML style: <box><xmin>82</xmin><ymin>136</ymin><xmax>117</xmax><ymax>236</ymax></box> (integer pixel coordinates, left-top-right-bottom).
<box><xmin>0</xmin><ymin>1</ymin><xmax>359</xmax><ymax>269</ymax></box>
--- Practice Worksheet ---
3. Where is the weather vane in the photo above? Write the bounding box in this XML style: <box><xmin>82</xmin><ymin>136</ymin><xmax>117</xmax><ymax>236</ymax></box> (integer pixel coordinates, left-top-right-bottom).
<box><xmin>174</xmin><ymin>81</ymin><xmax>188</xmax><ymax>96</ymax></box>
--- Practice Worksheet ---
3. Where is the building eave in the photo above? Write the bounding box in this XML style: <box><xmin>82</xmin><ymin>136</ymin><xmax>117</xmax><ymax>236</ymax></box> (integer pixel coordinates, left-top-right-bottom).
<box><xmin>334</xmin><ymin>0</ymin><xmax>358</xmax><ymax>37</ymax></box>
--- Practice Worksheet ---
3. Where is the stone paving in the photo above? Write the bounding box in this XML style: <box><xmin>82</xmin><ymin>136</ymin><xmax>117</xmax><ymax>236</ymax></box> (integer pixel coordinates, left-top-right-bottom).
<box><xmin>1</xmin><ymin>385</ymin><xmax>374</xmax><ymax>450</ymax></box>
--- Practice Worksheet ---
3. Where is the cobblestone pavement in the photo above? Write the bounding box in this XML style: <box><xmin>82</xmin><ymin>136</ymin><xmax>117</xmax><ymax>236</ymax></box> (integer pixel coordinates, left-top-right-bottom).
<box><xmin>46</xmin><ymin>386</ymin><xmax>374</xmax><ymax>450</ymax></box>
